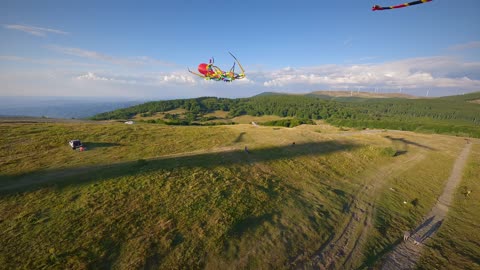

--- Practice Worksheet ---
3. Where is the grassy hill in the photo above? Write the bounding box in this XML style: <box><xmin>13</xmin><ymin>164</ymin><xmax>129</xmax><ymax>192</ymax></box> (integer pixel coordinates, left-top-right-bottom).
<box><xmin>1</xmin><ymin>119</ymin><xmax>478</xmax><ymax>269</ymax></box>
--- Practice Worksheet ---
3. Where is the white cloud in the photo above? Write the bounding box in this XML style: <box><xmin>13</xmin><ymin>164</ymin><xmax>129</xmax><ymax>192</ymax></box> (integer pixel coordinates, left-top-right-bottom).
<box><xmin>232</xmin><ymin>77</ymin><xmax>255</xmax><ymax>85</ymax></box>
<box><xmin>161</xmin><ymin>74</ymin><xmax>196</xmax><ymax>84</ymax></box>
<box><xmin>261</xmin><ymin>56</ymin><xmax>480</xmax><ymax>91</ymax></box>
<box><xmin>2</xmin><ymin>56</ymin><xmax>479</xmax><ymax>98</ymax></box>
<box><xmin>0</xmin><ymin>55</ymin><xmax>101</xmax><ymax>67</ymax></box>
<box><xmin>448</xmin><ymin>41</ymin><xmax>480</xmax><ymax>51</ymax></box>
<box><xmin>4</xmin><ymin>24</ymin><xmax>68</xmax><ymax>37</ymax></box>
<box><xmin>48</xmin><ymin>45</ymin><xmax>178</xmax><ymax>67</ymax></box>
<box><xmin>75</xmin><ymin>71</ymin><xmax>196</xmax><ymax>86</ymax></box>
<box><xmin>0</xmin><ymin>70</ymin><xmax>193</xmax><ymax>98</ymax></box>
<box><xmin>0</xmin><ymin>55</ymin><xmax>26</xmax><ymax>61</ymax></box>
<box><xmin>77</xmin><ymin>72</ymin><xmax>114</xmax><ymax>82</ymax></box>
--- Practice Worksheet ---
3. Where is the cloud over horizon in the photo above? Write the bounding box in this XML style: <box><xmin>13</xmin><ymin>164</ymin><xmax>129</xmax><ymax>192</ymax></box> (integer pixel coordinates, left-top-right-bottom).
<box><xmin>2</xmin><ymin>55</ymin><xmax>480</xmax><ymax>98</ymax></box>
<box><xmin>261</xmin><ymin>56</ymin><xmax>480</xmax><ymax>92</ymax></box>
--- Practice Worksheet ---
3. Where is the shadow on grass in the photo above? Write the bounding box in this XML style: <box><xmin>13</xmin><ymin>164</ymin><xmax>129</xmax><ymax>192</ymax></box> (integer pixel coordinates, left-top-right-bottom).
<box><xmin>233</xmin><ymin>132</ymin><xmax>246</xmax><ymax>143</ymax></box>
<box><xmin>384</xmin><ymin>136</ymin><xmax>436</xmax><ymax>151</ymax></box>
<box><xmin>228</xmin><ymin>212</ymin><xmax>278</xmax><ymax>237</ymax></box>
<box><xmin>332</xmin><ymin>189</ymin><xmax>347</xmax><ymax>197</ymax></box>
<box><xmin>83</xmin><ymin>142</ymin><xmax>122</xmax><ymax>150</ymax></box>
<box><xmin>357</xmin><ymin>237</ymin><xmax>404</xmax><ymax>269</ymax></box>
<box><xmin>0</xmin><ymin>141</ymin><xmax>359</xmax><ymax>195</ymax></box>
<box><xmin>412</xmin><ymin>216</ymin><xmax>435</xmax><ymax>235</ymax></box>
<box><xmin>394</xmin><ymin>150</ymin><xmax>408</xmax><ymax>156</ymax></box>
<box><xmin>420</xmin><ymin>220</ymin><xmax>443</xmax><ymax>242</ymax></box>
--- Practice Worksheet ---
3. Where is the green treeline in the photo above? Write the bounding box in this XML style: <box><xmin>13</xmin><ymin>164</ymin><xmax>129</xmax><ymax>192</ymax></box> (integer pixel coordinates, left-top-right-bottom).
<box><xmin>90</xmin><ymin>95</ymin><xmax>345</xmax><ymax>120</ymax></box>
<box><xmin>91</xmin><ymin>92</ymin><xmax>480</xmax><ymax>137</ymax></box>
<box><xmin>91</xmin><ymin>97</ymin><xmax>235</xmax><ymax>120</ymax></box>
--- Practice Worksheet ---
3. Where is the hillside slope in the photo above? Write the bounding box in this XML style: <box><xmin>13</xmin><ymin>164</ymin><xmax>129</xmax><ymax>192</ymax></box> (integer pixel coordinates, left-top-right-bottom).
<box><xmin>1</xmin><ymin>121</ymin><xmax>477</xmax><ymax>269</ymax></box>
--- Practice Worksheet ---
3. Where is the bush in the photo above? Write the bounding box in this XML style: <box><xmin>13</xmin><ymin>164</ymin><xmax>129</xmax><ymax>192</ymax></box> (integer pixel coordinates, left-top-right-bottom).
<box><xmin>411</xmin><ymin>198</ymin><xmax>419</xmax><ymax>207</ymax></box>
<box><xmin>381</xmin><ymin>147</ymin><xmax>397</xmax><ymax>157</ymax></box>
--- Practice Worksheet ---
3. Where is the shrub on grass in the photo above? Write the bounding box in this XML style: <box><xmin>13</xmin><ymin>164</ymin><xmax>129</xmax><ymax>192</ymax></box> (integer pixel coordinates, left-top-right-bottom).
<box><xmin>381</xmin><ymin>147</ymin><xmax>397</xmax><ymax>157</ymax></box>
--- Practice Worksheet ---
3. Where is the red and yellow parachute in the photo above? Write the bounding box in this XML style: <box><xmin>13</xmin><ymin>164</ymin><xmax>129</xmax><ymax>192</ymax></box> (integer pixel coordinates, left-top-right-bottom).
<box><xmin>188</xmin><ymin>52</ymin><xmax>245</xmax><ymax>82</ymax></box>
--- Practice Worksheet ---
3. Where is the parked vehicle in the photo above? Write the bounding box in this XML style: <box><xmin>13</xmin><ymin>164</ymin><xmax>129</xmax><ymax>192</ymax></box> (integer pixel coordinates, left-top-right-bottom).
<box><xmin>69</xmin><ymin>140</ymin><xmax>83</xmax><ymax>150</ymax></box>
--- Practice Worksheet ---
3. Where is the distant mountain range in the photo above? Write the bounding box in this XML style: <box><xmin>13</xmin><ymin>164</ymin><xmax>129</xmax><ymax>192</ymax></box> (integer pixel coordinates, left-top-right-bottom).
<box><xmin>0</xmin><ymin>96</ymin><xmax>143</xmax><ymax>119</ymax></box>
<box><xmin>255</xmin><ymin>90</ymin><xmax>418</xmax><ymax>99</ymax></box>
<box><xmin>1</xmin><ymin>91</ymin><xmax>477</xmax><ymax>119</ymax></box>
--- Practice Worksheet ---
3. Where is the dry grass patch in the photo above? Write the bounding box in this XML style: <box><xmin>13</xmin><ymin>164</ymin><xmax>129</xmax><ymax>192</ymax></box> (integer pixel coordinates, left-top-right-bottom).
<box><xmin>133</xmin><ymin>108</ymin><xmax>188</xmax><ymax>120</ymax></box>
<box><xmin>467</xmin><ymin>99</ymin><xmax>480</xmax><ymax>104</ymax></box>
<box><xmin>203</xmin><ymin>110</ymin><xmax>230</xmax><ymax>119</ymax></box>
<box><xmin>232</xmin><ymin>115</ymin><xmax>288</xmax><ymax>124</ymax></box>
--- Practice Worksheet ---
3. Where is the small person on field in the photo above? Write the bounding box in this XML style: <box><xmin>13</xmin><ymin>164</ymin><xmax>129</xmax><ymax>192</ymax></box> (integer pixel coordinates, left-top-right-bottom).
<box><xmin>403</xmin><ymin>231</ymin><xmax>410</xmax><ymax>242</ymax></box>
<box><xmin>413</xmin><ymin>236</ymin><xmax>421</xmax><ymax>245</ymax></box>
<box><xmin>244</xmin><ymin>146</ymin><xmax>249</xmax><ymax>154</ymax></box>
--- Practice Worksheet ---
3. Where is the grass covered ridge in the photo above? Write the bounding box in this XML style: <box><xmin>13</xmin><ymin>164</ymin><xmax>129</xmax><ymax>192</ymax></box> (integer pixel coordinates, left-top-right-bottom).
<box><xmin>0</xmin><ymin>121</ymin><xmax>476</xmax><ymax>269</ymax></box>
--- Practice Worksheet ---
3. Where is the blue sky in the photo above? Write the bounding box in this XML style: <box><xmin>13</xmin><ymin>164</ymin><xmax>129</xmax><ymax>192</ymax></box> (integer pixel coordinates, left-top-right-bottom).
<box><xmin>1</xmin><ymin>0</ymin><xmax>480</xmax><ymax>99</ymax></box>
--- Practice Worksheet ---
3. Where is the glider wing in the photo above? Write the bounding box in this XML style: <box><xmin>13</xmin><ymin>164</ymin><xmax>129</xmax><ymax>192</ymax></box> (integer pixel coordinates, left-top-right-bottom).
<box><xmin>372</xmin><ymin>0</ymin><xmax>432</xmax><ymax>11</ymax></box>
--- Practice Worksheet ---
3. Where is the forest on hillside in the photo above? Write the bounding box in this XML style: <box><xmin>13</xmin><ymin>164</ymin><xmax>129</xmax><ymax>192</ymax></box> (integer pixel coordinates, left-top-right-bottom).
<box><xmin>91</xmin><ymin>92</ymin><xmax>480</xmax><ymax>137</ymax></box>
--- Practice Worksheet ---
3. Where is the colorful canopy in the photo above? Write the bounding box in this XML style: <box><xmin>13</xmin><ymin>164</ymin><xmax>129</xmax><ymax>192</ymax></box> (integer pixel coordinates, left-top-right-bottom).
<box><xmin>188</xmin><ymin>52</ymin><xmax>245</xmax><ymax>82</ymax></box>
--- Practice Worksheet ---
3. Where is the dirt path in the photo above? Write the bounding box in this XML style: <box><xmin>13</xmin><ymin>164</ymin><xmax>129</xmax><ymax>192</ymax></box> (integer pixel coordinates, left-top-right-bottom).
<box><xmin>381</xmin><ymin>142</ymin><xmax>472</xmax><ymax>270</ymax></box>
<box><xmin>292</xmin><ymin>150</ymin><xmax>427</xmax><ymax>269</ymax></box>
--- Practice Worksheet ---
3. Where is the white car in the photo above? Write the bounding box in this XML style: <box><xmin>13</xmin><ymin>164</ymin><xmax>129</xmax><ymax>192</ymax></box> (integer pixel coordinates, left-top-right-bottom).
<box><xmin>69</xmin><ymin>140</ymin><xmax>83</xmax><ymax>150</ymax></box>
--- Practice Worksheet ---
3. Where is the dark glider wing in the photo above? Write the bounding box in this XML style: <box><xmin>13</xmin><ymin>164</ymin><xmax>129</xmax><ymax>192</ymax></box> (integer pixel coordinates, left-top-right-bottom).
<box><xmin>372</xmin><ymin>0</ymin><xmax>432</xmax><ymax>11</ymax></box>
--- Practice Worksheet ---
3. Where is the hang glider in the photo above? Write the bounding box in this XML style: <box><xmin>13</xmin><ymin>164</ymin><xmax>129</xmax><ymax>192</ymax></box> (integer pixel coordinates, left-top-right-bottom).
<box><xmin>188</xmin><ymin>52</ymin><xmax>245</xmax><ymax>82</ymax></box>
<box><xmin>372</xmin><ymin>0</ymin><xmax>432</xmax><ymax>11</ymax></box>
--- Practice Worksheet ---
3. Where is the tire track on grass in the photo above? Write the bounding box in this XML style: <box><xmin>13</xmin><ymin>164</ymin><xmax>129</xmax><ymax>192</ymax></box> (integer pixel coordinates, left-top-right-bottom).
<box><xmin>381</xmin><ymin>142</ymin><xmax>472</xmax><ymax>270</ymax></box>
<box><xmin>292</xmin><ymin>151</ymin><xmax>427</xmax><ymax>269</ymax></box>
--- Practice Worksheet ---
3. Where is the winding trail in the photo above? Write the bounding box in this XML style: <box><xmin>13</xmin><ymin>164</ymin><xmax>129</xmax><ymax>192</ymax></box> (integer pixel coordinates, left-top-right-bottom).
<box><xmin>381</xmin><ymin>142</ymin><xmax>472</xmax><ymax>270</ymax></box>
<box><xmin>292</xmin><ymin>150</ymin><xmax>427</xmax><ymax>269</ymax></box>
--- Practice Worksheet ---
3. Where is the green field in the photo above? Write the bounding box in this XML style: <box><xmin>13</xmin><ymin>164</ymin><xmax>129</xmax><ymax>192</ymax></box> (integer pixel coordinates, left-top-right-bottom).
<box><xmin>0</xmin><ymin>120</ymin><xmax>478</xmax><ymax>269</ymax></box>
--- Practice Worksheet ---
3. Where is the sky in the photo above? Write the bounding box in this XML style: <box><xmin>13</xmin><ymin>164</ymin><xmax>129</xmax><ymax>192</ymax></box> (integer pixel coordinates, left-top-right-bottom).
<box><xmin>1</xmin><ymin>0</ymin><xmax>480</xmax><ymax>99</ymax></box>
